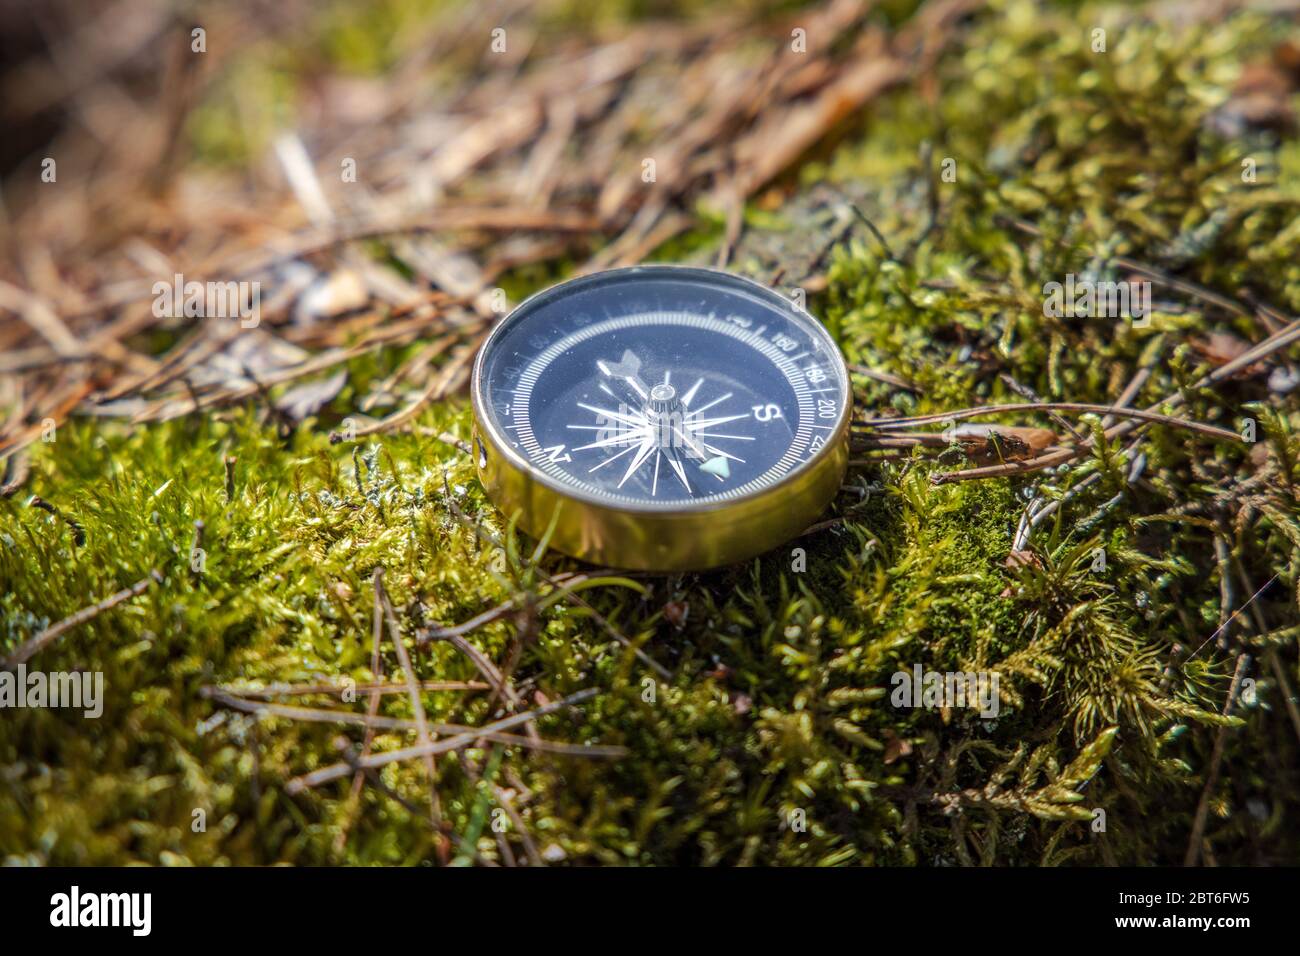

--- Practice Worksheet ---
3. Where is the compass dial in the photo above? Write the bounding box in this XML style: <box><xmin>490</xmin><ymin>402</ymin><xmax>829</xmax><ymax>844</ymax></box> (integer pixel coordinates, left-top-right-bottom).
<box><xmin>471</xmin><ymin>266</ymin><xmax>850</xmax><ymax>569</ymax></box>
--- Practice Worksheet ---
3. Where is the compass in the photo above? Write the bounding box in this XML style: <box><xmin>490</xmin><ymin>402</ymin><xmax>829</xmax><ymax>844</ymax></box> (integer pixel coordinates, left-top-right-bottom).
<box><xmin>470</xmin><ymin>266</ymin><xmax>851</xmax><ymax>570</ymax></box>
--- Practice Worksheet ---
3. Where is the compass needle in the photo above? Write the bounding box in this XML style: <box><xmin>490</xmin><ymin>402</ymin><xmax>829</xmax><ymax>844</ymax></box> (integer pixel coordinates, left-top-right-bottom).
<box><xmin>687</xmin><ymin>412</ymin><xmax>750</xmax><ymax>429</ymax></box>
<box><xmin>700</xmin><ymin>442</ymin><xmax>745</xmax><ymax>464</ymax></box>
<box><xmin>587</xmin><ymin>442</ymin><xmax>641</xmax><ymax>473</ymax></box>
<box><xmin>573</xmin><ymin>430</ymin><xmax>648</xmax><ymax>452</ymax></box>
<box><xmin>472</xmin><ymin>267</ymin><xmax>848</xmax><ymax>570</ymax></box>
<box><xmin>665</xmin><ymin>449</ymin><xmax>692</xmax><ymax>494</ymax></box>
<box><xmin>680</xmin><ymin>377</ymin><xmax>704</xmax><ymax>406</ymax></box>
<box><xmin>577</xmin><ymin>402</ymin><xmax>644</xmax><ymax>428</ymax></box>
<box><xmin>687</xmin><ymin>391</ymin><xmax>732</xmax><ymax>416</ymax></box>
<box><xmin>668</xmin><ymin>423</ymin><xmax>709</xmax><ymax>462</ymax></box>
<box><xmin>617</xmin><ymin>438</ymin><xmax>659</xmax><ymax>488</ymax></box>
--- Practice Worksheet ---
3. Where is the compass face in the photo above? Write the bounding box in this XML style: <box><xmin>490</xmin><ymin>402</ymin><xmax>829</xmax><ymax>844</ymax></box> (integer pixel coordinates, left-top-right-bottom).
<box><xmin>473</xmin><ymin>267</ymin><xmax>849</xmax><ymax>512</ymax></box>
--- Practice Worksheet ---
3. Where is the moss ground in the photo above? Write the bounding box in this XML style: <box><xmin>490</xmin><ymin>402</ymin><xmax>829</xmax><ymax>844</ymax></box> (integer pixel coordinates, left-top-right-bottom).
<box><xmin>3</xmin><ymin>1</ymin><xmax>1299</xmax><ymax>865</ymax></box>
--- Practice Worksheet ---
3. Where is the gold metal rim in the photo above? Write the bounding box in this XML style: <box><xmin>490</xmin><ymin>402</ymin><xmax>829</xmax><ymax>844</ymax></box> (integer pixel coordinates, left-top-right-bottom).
<box><xmin>472</xmin><ymin>411</ymin><xmax>849</xmax><ymax>571</ymax></box>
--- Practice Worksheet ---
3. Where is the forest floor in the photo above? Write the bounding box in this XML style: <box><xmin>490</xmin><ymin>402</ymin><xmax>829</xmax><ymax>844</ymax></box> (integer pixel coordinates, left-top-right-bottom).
<box><xmin>2</xmin><ymin>0</ymin><xmax>1300</xmax><ymax>865</ymax></box>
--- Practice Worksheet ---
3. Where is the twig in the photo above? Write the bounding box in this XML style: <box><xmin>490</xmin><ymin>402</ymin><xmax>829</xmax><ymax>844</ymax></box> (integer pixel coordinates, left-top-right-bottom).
<box><xmin>416</xmin><ymin>600</ymin><xmax>518</xmax><ymax>644</ymax></box>
<box><xmin>1182</xmin><ymin>573</ymin><xmax>1278</xmax><ymax>664</ymax></box>
<box><xmin>201</xmin><ymin>688</ymin><xmax>625</xmax><ymax>757</ymax></box>
<box><xmin>997</xmin><ymin>373</ymin><xmax>1084</xmax><ymax>442</ymax></box>
<box><xmin>848</xmin><ymin>362</ymin><xmax>922</xmax><ymax>393</ymax></box>
<box><xmin>435</xmin><ymin>633</ymin><xmax>522</xmax><ymax>709</ymax></box>
<box><xmin>215</xmin><ymin>679</ymin><xmax>489</xmax><ymax>700</ymax></box>
<box><xmin>858</xmin><ymin>402</ymin><xmax>1241</xmax><ymax>443</ymax></box>
<box><xmin>1</xmin><ymin>450</ymin><xmax>31</xmax><ymax>498</ymax></box>
<box><xmin>493</xmin><ymin>784</ymin><xmax>544</xmax><ymax>866</ymax></box>
<box><xmin>334</xmin><ymin>740</ymin><xmax>500</xmax><ymax>864</ymax></box>
<box><xmin>286</xmin><ymin>688</ymin><xmax>602</xmax><ymax>792</ymax></box>
<box><xmin>1100</xmin><ymin>365</ymin><xmax>1152</xmax><ymax>429</ymax></box>
<box><xmin>375</xmin><ymin>568</ymin><xmax>444</xmax><ymax>838</ymax></box>
<box><xmin>999</xmin><ymin>216</ymin><xmax>1249</xmax><ymax>318</ymax></box>
<box><xmin>931</xmin><ymin>314</ymin><xmax>1300</xmax><ymax>483</ymax></box>
<box><xmin>1185</xmin><ymin>653</ymin><xmax>1250</xmax><ymax>866</ymax></box>
<box><xmin>848</xmin><ymin>202</ymin><xmax>897</xmax><ymax>261</ymax></box>
<box><xmin>336</xmin><ymin>564</ymin><xmax>389</xmax><ymax>854</ymax></box>
<box><xmin>534</xmin><ymin>566</ymin><xmax>672</xmax><ymax>680</ymax></box>
<box><xmin>2</xmin><ymin>569</ymin><xmax>164</xmax><ymax>669</ymax></box>
<box><xmin>414</xmin><ymin>426</ymin><xmax>472</xmax><ymax>455</ymax></box>
<box><xmin>1229</xmin><ymin>559</ymin><xmax>1300</xmax><ymax>747</ymax></box>
<box><xmin>223</xmin><ymin>455</ymin><xmax>237</xmax><ymax>504</ymax></box>
<box><xmin>329</xmin><ymin>334</ymin><xmax>479</xmax><ymax>443</ymax></box>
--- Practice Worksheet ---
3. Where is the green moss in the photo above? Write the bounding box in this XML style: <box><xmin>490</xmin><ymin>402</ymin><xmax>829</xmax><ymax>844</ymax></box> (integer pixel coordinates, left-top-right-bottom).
<box><xmin>4</xmin><ymin>0</ymin><xmax>1299</xmax><ymax>865</ymax></box>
